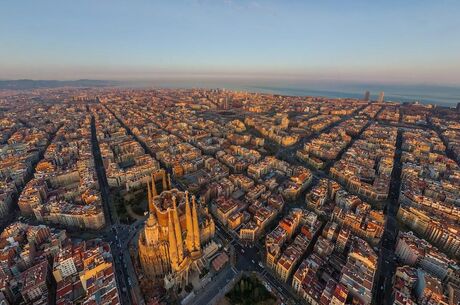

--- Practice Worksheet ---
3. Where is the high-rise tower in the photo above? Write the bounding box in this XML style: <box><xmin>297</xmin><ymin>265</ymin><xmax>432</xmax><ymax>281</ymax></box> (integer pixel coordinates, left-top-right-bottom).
<box><xmin>364</xmin><ymin>91</ymin><xmax>370</xmax><ymax>101</ymax></box>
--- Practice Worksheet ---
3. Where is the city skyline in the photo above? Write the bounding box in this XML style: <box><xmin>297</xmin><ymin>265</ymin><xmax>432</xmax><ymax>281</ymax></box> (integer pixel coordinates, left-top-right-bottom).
<box><xmin>1</xmin><ymin>1</ymin><xmax>460</xmax><ymax>85</ymax></box>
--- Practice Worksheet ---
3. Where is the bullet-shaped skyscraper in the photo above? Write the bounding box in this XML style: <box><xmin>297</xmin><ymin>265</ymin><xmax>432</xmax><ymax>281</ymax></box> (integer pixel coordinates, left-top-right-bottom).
<box><xmin>364</xmin><ymin>91</ymin><xmax>370</xmax><ymax>101</ymax></box>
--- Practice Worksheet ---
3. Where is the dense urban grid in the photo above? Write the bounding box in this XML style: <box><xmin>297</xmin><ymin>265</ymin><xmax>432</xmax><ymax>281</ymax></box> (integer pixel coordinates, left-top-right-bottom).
<box><xmin>0</xmin><ymin>88</ymin><xmax>459</xmax><ymax>305</ymax></box>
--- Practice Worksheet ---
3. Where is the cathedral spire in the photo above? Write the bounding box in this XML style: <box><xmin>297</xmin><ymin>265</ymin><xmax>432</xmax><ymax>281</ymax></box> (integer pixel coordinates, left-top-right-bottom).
<box><xmin>167</xmin><ymin>210</ymin><xmax>178</xmax><ymax>266</ymax></box>
<box><xmin>162</xmin><ymin>171</ymin><xmax>168</xmax><ymax>191</ymax></box>
<box><xmin>192</xmin><ymin>195</ymin><xmax>201</xmax><ymax>251</ymax></box>
<box><xmin>172</xmin><ymin>196</ymin><xmax>184</xmax><ymax>262</ymax></box>
<box><xmin>147</xmin><ymin>180</ymin><xmax>151</xmax><ymax>202</ymax></box>
<box><xmin>147</xmin><ymin>181</ymin><xmax>155</xmax><ymax>213</ymax></box>
<box><xmin>151</xmin><ymin>173</ymin><xmax>157</xmax><ymax>197</ymax></box>
<box><xmin>167</xmin><ymin>173</ymin><xmax>172</xmax><ymax>190</ymax></box>
<box><xmin>146</xmin><ymin>180</ymin><xmax>152</xmax><ymax>213</ymax></box>
<box><xmin>184</xmin><ymin>191</ymin><xmax>194</xmax><ymax>252</ymax></box>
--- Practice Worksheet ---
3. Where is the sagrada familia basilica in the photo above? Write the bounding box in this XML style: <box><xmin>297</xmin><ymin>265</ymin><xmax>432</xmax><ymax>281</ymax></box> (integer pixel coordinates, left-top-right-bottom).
<box><xmin>138</xmin><ymin>171</ymin><xmax>215</xmax><ymax>288</ymax></box>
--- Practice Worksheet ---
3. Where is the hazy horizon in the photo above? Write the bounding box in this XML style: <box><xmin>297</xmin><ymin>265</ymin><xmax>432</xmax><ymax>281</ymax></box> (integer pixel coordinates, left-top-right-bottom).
<box><xmin>1</xmin><ymin>76</ymin><xmax>460</xmax><ymax>90</ymax></box>
<box><xmin>2</xmin><ymin>77</ymin><xmax>459</xmax><ymax>106</ymax></box>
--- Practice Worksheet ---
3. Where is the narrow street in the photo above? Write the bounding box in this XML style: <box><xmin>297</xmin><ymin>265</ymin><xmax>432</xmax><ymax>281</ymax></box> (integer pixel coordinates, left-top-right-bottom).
<box><xmin>90</xmin><ymin>115</ymin><xmax>117</xmax><ymax>225</ymax></box>
<box><xmin>373</xmin><ymin>128</ymin><xmax>403</xmax><ymax>305</ymax></box>
<box><xmin>90</xmin><ymin>112</ymin><xmax>145</xmax><ymax>305</ymax></box>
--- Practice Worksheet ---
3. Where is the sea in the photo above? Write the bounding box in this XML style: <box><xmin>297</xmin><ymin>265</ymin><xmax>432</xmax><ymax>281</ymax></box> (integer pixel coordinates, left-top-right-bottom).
<box><xmin>127</xmin><ymin>79</ymin><xmax>460</xmax><ymax>107</ymax></box>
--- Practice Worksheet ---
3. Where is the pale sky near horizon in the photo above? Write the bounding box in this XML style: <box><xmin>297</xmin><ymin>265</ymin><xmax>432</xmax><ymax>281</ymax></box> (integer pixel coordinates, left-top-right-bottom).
<box><xmin>1</xmin><ymin>0</ymin><xmax>460</xmax><ymax>85</ymax></box>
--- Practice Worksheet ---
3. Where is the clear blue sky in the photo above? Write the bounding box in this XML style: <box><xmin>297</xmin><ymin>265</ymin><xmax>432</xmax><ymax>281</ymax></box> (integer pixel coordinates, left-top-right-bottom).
<box><xmin>1</xmin><ymin>0</ymin><xmax>459</xmax><ymax>85</ymax></box>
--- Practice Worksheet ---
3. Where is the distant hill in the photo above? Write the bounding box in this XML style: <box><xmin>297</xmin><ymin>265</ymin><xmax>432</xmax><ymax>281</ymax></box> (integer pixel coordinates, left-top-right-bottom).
<box><xmin>0</xmin><ymin>79</ymin><xmax>120</xmax><ymax>90</ymax></box>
